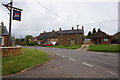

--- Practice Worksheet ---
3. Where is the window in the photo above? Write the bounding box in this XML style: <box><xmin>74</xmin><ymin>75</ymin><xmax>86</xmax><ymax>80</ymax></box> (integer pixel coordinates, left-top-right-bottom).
<box><xmin>0</xmin><ymin>37</ymin><xmax>4</xmax><ymax>46</ymax></box>
<box><xmin>104</xmin><ymin>38</ymin><xmax>108</xmax><ymax>42</ymax></box>
<box><xmin>67</xmin><ymin>34</ymin><xmax>70</xmax><ymax>37</ymax></box>
<box><xmin>68</xmin><ymin>39</ymin><xmax>70</xmax><ymax>42</ymax></box>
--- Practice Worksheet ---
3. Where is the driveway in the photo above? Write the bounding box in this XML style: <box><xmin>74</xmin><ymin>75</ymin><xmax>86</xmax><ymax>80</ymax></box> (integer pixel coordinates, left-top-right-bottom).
<box><xmin>4</xmin><ymin>47</ymin><xmax>118</xmax><ymax>78</ymax></box>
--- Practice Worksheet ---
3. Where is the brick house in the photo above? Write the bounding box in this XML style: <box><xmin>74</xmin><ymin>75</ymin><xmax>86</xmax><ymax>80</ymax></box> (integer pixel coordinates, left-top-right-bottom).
<box><xmin>37</xmin><ymin>30</ymin><xmax>58</xmax><ymax>45</ymax></box>
<box><xmin>37</xmin><ymin>26</ymin><xmax>84</xmax><ymax>45</ymax></box>
<box><xmin>0</xmin><ymin>22</ymin><xmax>9</xmax><ymax>46</ymax></box>
<box><xmin>91</xmin><ymin>29</ymin><xmax>111</xmax><ymax>44</ymax></box>
<box><xmin>57</xmin><ymin>27</ymin><xmax>84</xmax><ymax>45</ymax></box>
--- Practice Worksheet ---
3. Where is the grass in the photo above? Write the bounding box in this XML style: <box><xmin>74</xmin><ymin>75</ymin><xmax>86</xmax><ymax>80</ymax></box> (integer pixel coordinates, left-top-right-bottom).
<box><xmin>46</xmin><ymin>44</ymin><xmax>82</xmax><ymax>49</ymax></box>
<box><xmin>2</xmin><ymin>48</ymin><xmax>49</xmax><ymax>75</ymax></box>
<box><xmin>88</xmin><ymin>44</ymin><xmax>120</xmax><ymax>53</ymax></box>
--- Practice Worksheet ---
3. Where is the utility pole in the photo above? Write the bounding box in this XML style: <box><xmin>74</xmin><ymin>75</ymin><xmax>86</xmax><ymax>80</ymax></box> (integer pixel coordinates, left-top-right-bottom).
<box><xmin>2</xmin><ymin>0</ymin><xmax>23</xmax><ymax>46</ymax></box>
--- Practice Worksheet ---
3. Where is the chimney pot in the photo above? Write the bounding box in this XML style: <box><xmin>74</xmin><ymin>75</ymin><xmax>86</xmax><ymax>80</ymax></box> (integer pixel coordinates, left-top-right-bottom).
<box><xmin>98</xmin><ymin>29</ymin><xmax>100</xmax><ymax>31</ymax></box>
<box><xmin>82</xmin><ymin>26</ymin><xmax>84</xmax><ymax>30</ymax></box>
<box><xmin>59</xmin><ymin>28</ymin><xmax>61</xmax><ymax>31</ymax></box>
<box><xmin>77</xmin><ymin>25</ymin><xmax>79</xmax><ymax>29</ymax></box>
<box><xmin>52</xmin><ymin>30</ymin><xmax>55</xmax><ymax>32</ymax></box>
<box><xmin>72</xmin><ymin>27</ymin><xmax>74</xmax><ymax>30</ymax></box>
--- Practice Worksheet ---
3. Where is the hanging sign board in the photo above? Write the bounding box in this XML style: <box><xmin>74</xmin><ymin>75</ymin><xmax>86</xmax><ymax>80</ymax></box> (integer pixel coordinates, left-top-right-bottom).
<box><xmin>13</xmin><ymin>10</ymin><xmax>21</xmax><ymax>21</ymax></box>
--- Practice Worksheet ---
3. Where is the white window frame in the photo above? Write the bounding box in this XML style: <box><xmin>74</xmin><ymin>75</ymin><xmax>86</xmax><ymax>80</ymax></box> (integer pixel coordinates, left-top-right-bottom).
<box><xmin>104</xmin><ymin>38</ymin><xmax>108</xmax><ymax>42</ymax></box>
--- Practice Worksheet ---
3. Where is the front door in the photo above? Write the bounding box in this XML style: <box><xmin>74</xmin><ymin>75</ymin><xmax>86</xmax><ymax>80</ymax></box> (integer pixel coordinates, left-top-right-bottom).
<box><xmin>71</xmin><ymin>39</ymin><xmax>74</xmax><ymax>45</ymax></box>
<box><xmin>98</xmin><ymin>38</ymin><xmax>101</xmax><ymax>44</ymax></box>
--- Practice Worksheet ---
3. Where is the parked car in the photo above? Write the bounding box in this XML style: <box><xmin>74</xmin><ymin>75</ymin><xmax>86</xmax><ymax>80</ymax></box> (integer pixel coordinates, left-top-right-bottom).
<box><xmin>42</xmin><ymin>43</ymin><xmax>53</xmax><ymax>46</ymax></box>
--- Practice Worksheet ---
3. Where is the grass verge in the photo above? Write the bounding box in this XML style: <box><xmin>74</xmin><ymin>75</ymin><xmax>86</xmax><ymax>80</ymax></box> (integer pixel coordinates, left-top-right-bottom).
<box><xmin>2</xmin><ymin>48</ymin><xmax>49</xmax><ymax>75</ymax></box>
<box><xmin>88</xmin><ymin>44</ymin><xmax>120</xmax><ymax>53</ymax></box>
<box><xmin>46</xmin><ymin>44</ymin><xmax>82</xmax><ymax>49</ymax></box>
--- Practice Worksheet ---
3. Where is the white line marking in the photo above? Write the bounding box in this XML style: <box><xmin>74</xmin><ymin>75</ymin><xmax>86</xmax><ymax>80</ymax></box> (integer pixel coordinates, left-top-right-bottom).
<box><xmin>68</xmin><ymin>58</ymin><xmax>76</xmax><ymax>61</ymax></box>
<box><xmin>83</xmin><ymin>63</ymin><xmax>92</xmax><ymax>67</ymax></box>
<box><xmin>110</xmin><ymin>72</ymin><xmax>117</xmax><ymax>76</ymax></box>
<box><xmin>62</xmin><ymin>56</ymin><xmax>64</xmax><ymax>57</ymax></box>
<box><xmin>56</xmin><ymin>54</ymin><xmax>60</xmax><ymax>56</ymax></box>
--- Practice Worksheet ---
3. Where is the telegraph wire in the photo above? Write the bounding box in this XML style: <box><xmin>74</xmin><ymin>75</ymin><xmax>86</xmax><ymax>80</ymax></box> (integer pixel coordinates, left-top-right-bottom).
<box><xmin>33</xmin><ymin>0</ymin><xmax>71</xmax><ymax>26</ymax></box>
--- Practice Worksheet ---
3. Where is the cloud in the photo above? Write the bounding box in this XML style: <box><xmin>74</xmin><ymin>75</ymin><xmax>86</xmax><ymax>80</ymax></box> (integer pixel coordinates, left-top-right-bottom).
<box><xmin>1</xmin><ymin>1</ymin><xmax>118</xmax><ymax>38</ymax></box>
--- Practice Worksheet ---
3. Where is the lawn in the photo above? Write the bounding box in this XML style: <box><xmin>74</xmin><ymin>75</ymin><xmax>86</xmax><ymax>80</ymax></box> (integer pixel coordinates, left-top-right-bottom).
<box><xmin>46</xmin><ymin>44</ymin><xmax>82</xmax><ymax>49</ymax></box>
<box><xmin>88</xmin><ymin>44</ymin><xmax>120</xmax><ymax>52</ymax></box>
<box><xmin>2</xmin><ymin>48</ymin><xmax>49</xmax><ymax>75</ymax></box>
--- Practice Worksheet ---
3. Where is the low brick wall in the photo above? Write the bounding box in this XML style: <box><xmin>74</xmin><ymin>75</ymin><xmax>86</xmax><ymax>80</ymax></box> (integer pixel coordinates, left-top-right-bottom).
<box><xmin>1</xmin><ymin>46</ymin><xmax>22</xmax><ymax>57</ymax></box>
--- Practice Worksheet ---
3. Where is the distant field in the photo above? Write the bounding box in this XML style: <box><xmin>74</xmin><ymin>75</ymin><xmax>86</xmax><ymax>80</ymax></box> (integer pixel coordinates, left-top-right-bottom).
<box><xmin>88</xmin><ymin>44</ymin><xmax>120</xmax><ymax>53</ymax></box>
<box><xmin>46</xmin><ymin>45</ymin><xmax>82</xmax><ymax>49</ymax></box>
<box><xmin>2</xmin><ymin>48</ymin><xmax>49</xmax><ymax>75</ymax></box>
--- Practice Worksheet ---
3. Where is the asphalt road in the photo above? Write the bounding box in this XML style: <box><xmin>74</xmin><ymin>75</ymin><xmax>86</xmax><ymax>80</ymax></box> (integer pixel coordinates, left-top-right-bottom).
<box><xmin>4</xmin><ymin>47</ymin><xmax>118</xmax><ymax>78</ymax></box>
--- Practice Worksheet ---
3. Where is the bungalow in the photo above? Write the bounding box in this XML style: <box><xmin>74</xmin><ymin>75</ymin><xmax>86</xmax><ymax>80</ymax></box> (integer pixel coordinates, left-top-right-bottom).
<box><xmin>0</xmin><ymin>22</ymin><xmax>9</xmax><ymax>46</ymax></box>
<box><xmin>91</xmin><ymin>29</ymin><xmax>111</xmax><ymax>44</ymax></box>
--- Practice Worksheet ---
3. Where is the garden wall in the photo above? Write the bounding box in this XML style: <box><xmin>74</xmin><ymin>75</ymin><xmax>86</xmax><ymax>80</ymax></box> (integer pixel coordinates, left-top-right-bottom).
<box><xmin>1</xmin><ymin>46</ymin><xmax>22</xmax><ymax>57</ymax></box>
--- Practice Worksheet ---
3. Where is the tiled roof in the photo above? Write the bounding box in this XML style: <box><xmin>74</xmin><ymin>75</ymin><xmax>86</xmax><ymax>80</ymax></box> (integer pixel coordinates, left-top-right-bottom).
<box><xmin>38</xmin><ymin>29</ymin><xmax>84</xmax><ymax>40</ymax></box>
<box><xmin>91</xmin><ymin>30</ymin><xmax>110</xmax><ymax>38</ymax></box>
<box><xmin>57</xmin><ymin>29</ymin><xmax>83</xmax><ymax>34</ymax></box>
<box><xmin>38</xmin><ymin>31</ymin><xmax>58</xmax><ymax>40</ymax></box>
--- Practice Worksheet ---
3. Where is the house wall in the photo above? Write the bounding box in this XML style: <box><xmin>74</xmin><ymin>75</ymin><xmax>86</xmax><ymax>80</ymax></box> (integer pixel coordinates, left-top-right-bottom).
<box><xmin>0</xmin><ymin>36</ymin><xmax>4</xmax><ymax>46</ymax></box>
<box><xmin>92</xmin><ymin>38</ymin><xmax>111</xmax><ymax>44</ymax></box>
<box><xmin>58</xmin><ymin>33</ymin><xmax>83</xmax><ymax>45</ymax></box>
<box><xmin>100</xmin><ymin>38</ymin><xmax>111</xmax><ymax>44</ymax></box>
<box><xmin>3</xmin><ymin>35</ymin><xmax>9</xmax><ymax>46</ymax></box>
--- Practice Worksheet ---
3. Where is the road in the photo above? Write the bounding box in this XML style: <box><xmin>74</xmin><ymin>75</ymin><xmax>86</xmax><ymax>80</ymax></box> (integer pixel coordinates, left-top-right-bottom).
<box><xmin>4</xmin><ymin>47</ymin><xmax>118</xmax><ymax>78</ymax></box>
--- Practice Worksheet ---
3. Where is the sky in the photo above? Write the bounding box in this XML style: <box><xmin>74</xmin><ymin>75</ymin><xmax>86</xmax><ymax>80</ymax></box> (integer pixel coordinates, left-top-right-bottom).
<box><xmin>0</xmin><ymin>0</ymin><xmax>119</xmax><ymax>38</ymax></box>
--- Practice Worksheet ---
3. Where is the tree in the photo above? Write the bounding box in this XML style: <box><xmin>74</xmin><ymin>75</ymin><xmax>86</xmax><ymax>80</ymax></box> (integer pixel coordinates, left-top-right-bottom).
<box><xmin>88</xmin><ymin>31</ymin><xmax>92</xmax><ymax>38</ymax></box>
<box><xmin>25</xmin><ymin>35</ymin><xmax>34</xmax><ymax>45</ymax></box>
<box><xmin>92</xmin><ymin>28</ymin><xmax>96</xmax><ymax>34</ymax></box>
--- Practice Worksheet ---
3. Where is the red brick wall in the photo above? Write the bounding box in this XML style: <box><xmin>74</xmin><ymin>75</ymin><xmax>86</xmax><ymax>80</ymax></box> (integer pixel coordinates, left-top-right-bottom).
<box><xmin>58</xmin><ymin>33</ymin><xmax>83</xmax><ymax>45</ymax></box>
<box><xmin>101</xmin><ymin>38</ymin><xmax>111</xmax><ymax>44</ymax></box>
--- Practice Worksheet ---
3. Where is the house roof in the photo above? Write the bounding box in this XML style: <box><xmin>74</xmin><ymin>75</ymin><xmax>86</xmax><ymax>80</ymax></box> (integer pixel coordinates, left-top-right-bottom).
<box><xmin>0</xmin><ymin>25</ymin><xmax>9</xmax><ymax>36</ymax></box>
<box><xmin>91</xmin><ymin>29</ymin><xmax>110</xmax><ymax>38</ymax></box>
<box><xmin>111</xmin><ymin>32</ymin><xmax>120</xmax><ymax>39</ymax></box>
<box><xmin>57</xmin><ymin>29</ymin><xmax>84</xmax><ymax>34</ymax></box>
<box><xmin>38</xmin><ymin>31</ymin><xmax>58</xmax><ymax>40</ymax></box>
<box><xmin>38</xmin><ymin>29</ymin><xmax>84</xmax><ymax>40</ymax></box>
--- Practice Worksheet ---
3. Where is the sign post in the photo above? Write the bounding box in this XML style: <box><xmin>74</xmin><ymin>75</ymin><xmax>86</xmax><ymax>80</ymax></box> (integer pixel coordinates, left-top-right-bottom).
<box><xmin>2</xmin><ymin>0</ymin><xmax>23</xmax><ymax>46</ymax></box>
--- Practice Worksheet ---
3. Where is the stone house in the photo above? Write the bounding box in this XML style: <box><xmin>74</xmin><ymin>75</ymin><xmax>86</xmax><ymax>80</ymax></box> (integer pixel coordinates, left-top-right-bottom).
<box><xmin>57</xmin><ymin>27</ymin><xmax>84</xmax><ymax>45</ymax></box>
<box><xmin>37</xmin><ymin>26</ymin><xmax>84</xmax><ymax>45</ymax></box>
<box><xmin>91</xmin><ymin>29</ymin><xmax>111</xmax><ymax>44</ymax></box>
<box><xmin>37</xmin><ymin>30</ymin><xmax>58</xmax><ymax>45</ymax></box>
<box><xmin>0</xmin><ymin>22</ymin><xmax>9</xmax><ymax>46</ymax></box>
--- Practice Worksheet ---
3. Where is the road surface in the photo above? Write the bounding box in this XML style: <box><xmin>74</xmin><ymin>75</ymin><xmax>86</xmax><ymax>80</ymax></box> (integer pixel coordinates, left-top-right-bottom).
<box><xmin>4</xmin><ymin>47</ymin><xmax>118</xmax><ymax>78</ymax></box>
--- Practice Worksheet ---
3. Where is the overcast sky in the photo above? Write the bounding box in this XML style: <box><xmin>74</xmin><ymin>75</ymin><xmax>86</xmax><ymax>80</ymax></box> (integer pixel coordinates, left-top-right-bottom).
<box><xmin>0</xmin><ymin>0</ymin><xmax>119</xmax><ymax>38</ymax></box>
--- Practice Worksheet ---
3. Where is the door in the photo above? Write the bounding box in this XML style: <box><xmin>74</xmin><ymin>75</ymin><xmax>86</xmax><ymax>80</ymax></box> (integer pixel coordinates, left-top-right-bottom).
<box><xmin>71</xmin><ymin>39</ymin><xmax>74</xmax><ymax>45</ymax></box>
<box><xmin>98</xmin><ymin>38</ymin><xmax>101</xmax><ymax>44</ymax></box>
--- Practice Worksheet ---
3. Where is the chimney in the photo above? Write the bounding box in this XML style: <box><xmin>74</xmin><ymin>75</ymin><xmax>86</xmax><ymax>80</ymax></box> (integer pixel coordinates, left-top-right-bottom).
<box><xmin>44</xmin><ymin>31</ymin><xmax>46</xmax><ymax>33</ymax></box>
<box><xmin>98</xmin><ymin>29</ymin><xmax>101</xmax><ymax>31</ymax></box>
<box><xmin>77</xmin><ymin>25</ymin><xmax>79</xmax><ymax>30</ymax></box>
<box><xmin>59</xmin><ymin>28</ymin><xmax>61</xmax><ymax>31</ymax></box>
<box><xmin>72</xmin><ymin>27</ymin><xmax>74</xmax><ymax>30</ymax></box>
<box><xmin>52</xmin><ymin>30</ymin><xmax>55</xmax><ymax>32</ymax></box>
<box><xmin>82</xmin><ymin>26</ymin><xmax>84</xmax><ymax>30</ymax></box>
